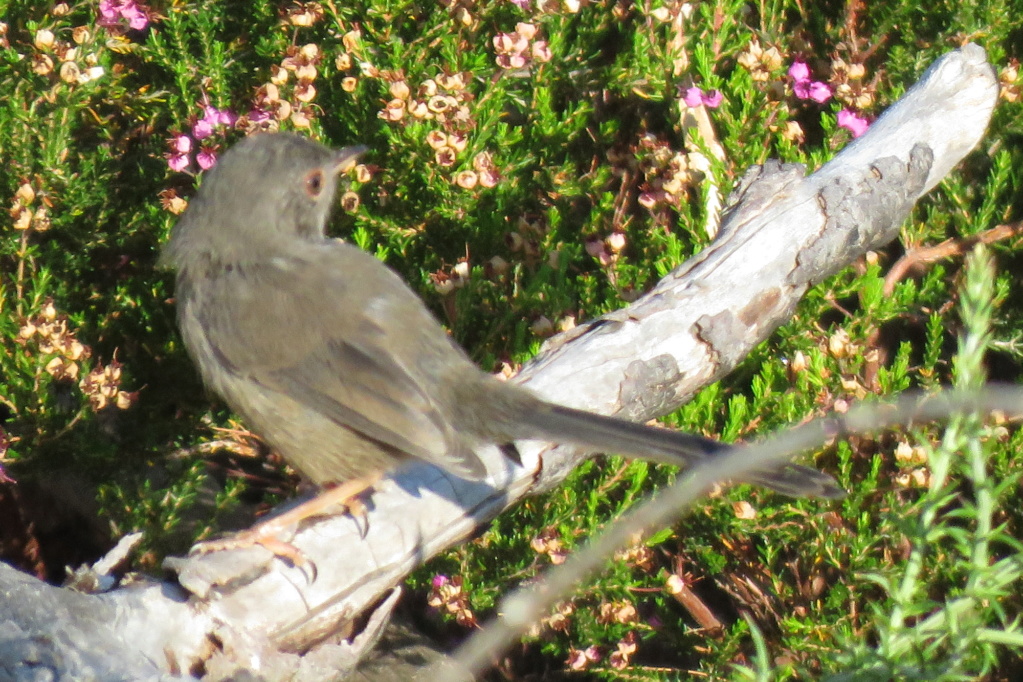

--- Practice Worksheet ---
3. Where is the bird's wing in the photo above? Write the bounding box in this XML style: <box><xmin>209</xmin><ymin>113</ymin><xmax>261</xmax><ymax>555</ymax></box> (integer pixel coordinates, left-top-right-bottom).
<box><xmin>198</xmin><ymin>245</ymin><xmax>485</xmax><ymax>478</ymax></box>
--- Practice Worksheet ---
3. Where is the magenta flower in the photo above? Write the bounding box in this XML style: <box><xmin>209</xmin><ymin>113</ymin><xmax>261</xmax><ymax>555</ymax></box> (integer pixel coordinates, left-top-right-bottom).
<box><xmin>126</xmin><ymin>7</ymin><xmax>149</xmax><ymax>30</ymax></box>
<box><xmin>171</xmin><ymin>135</ymin><xmax>192</xmax><ymax>154</ymax></box>
<box><xmin>701</xmin><ymin>90</ymin><xmax>723</xmax><ymax>107</ymax></box>
<box><xmin>192</xmin><ymin>118</ymin><xmax>214</xmax><ymax>140</ymax></box>
<box><xmin>192</xmin><ymin>105</ymin><xmax>236</xmax><ymax>139</ymax></box>
<box><xmin>169</xmin><ymin>100</ymin><xmax>236</xmax><ymax>172</ymax></box>
<box><xmin>166</xmin><ymin>149</ymin><xmax>189</xmax><ymax>172</ymax></box>
<box><xmin>204</xmin><ymin>105</ymin><xmax>236</xmax><ymax>127</ymax></box>
<box><xmin>683</xmin><ymin>86</ymin><xmax>724</xmax><ymax>109</ymax></box>
<box><xmin>98</xmin><ymin>2</ymin><xmax>118</xmax><ymax>24</ymax></box>
<box><xmin>246</xmin><ymin>108</ymin><xmax>272</xmax><ymax>125</ymax></box>
<box><xmin>837</xmin><ymin>109</ymin><xmax>870</xmax><ymax>137</ymax></box>
<box><xmin>165</xmin><ymin>134</ymin><xmax>192</xmax><ymax>171</ymax></box>
<box><xmin>196</xmin><ymin>148</ymin><xmax>218</xmax><ymax>170</ymax></box>
<box><xmin>788</xmin><ymin>61</ymin><xmax>810</xmax><ymax>82</ymax></box>
<box><xmin>695</xmin><ymin>88</ymin><xmax>721</xmax><ymax>107</ymax></box>
<box><xmin>682</xmin><ymin>86</ymin><xmax>723</xmax><ymax>108</ymax></box>
<box><xmin>795</xmin><ymin>79</ymin><xmax>832</xmax><ymax>103</ymax></box>
<box><xmin>789</xmin><ymin>60</ymin><xmax>832</xmax><ymax>103</ymax></box>
<box><xmin>98</xmin><ymin>0</ymin><xmax>150</xmax><ymax>30</ymax></box>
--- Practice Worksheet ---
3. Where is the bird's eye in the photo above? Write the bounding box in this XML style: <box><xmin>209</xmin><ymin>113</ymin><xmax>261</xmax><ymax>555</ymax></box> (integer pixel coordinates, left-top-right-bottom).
<box><xmin>305</xmin><ymin>169</ymin><xmax>325</xmax><ymax>198</ymax></box>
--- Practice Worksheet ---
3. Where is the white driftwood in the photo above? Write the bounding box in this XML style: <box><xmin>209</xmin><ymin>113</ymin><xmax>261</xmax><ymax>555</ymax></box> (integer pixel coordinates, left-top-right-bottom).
<box><xmin>0</xmin><ymin>44</ymin><xmax>998</xmax><ymax>681</ymax></box>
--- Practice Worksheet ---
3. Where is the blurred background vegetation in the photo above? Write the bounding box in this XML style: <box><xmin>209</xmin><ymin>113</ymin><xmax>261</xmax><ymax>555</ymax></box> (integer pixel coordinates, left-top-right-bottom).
<box><xmin>1</xmin><ymin>0</ymin><xmax>1023</xmax><ymax>678</ymax></box>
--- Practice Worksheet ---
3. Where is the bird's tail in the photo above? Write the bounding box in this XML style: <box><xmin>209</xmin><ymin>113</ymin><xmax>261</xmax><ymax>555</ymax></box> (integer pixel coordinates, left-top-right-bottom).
<box><xmin>522</xmin><ymin>402</ymin><xmax>844</xmax><ymax>499</ymax></box>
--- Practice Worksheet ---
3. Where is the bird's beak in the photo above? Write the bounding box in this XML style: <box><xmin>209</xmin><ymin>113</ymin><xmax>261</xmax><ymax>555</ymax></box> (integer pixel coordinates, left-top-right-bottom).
<box><xmin>333</xmin><ymin>145</ymin><xmax>368</xmax><ymax>174</ymax></box>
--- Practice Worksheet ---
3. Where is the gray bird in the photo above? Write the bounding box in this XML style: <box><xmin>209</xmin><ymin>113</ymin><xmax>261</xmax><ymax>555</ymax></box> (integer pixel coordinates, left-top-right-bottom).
<box><xmin>161</xmin><ymin>133</ymin><xmax>841</xmax><ymax>545</ymax></box>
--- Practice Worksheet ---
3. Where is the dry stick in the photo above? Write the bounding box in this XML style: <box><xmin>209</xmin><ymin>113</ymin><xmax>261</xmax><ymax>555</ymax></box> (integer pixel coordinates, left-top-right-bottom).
<box><xmin>452</xmin><ymin>386</ymin><xmax>1023</xmax><ymax>674</ymax></box>
<box><xmin>882</xmin><ymin>222</ymin><xmax>1023</xmax><ymax>296</ymax></box>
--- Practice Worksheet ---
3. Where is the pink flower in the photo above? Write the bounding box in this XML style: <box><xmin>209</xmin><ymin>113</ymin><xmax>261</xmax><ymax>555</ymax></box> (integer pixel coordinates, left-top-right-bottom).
<box><xmin>165</xmin><ymin>99</ymin><xmax>235</xmax><ymax>172</ymax></box>
<box><xmin>98</xmin><ymin>0</ymin><xmax>150</xmax><ymax>30</ymax></box>
<box><xmin>532</xmin><ymin>41</ymin><xmax>552</xmax><ymax>63</ymax></box>
<box><xmin>805</xmin><ymin>81</ymin><xmax>832</xmax><ymax>103</ymax></box>
<box><xmin>606</xmin><ymin>231</ymin><xmax>626</xmax><ymax>252</ymax></box>
<box><xmin>494</xmin><ymin>32</ymin><xmax>527</xmax><ymax>55</ymax></box>
<box><xmin>98</xmin><ymin>0</ymin><xmax>118</xmax><ymax>23</ymax></box>
<box><xmin>837</xmin><ymin>109</ymin><xmax>870</xmax><ymax>137</ymax></box>
<box><xmin>790</xmin><ymin>60</ymin><xmax>832</xmax><ymax>103</ymax></box>
<box><xmin>192</xmin><ymin>105</ymin><xmax>235</xmax><ymax>139</ymax></box>
<box><xmin>701</xmin><ymin>89</ymin><xmax>723</xmax><ymax>107</ymax></box>
<box><xmin>638</xmin><ymin>191</ymin><xmax>660</xmax><ymax>210</ymax></box>
<box><xmin>567</xmin><ymin>647</ymin><xmax>601</xmax><ymax>671</ymax></box>
<box><xmin>204</xmin><ymin>105</ymin><xmax>236</xmax><ymax>127</ymax></box>
<box><xmin>585</xmin><ymin>238</ymin><xmax>614</xmax><ymax>266</ymax></box>
<box><xmin>788</xmin><ymin>61</ymin><xmax>810</xmax><ymax>82</ymax></box>
<box><xmin>166</xmin><ymin>133</ymin><xmax>193</xmax><ymax>169</ymax></box>
<box><xmin>497</xmin><ymin>53</ymin><xmax>527</xmax><ymax>69</ymax></box>
<box><xmin>247</xmin><ymin>108</ymin><xmax>272</xmax><ymax>124</ymax></box>
<box><xmin>515</xmin><ymin>22</ymin><xmax>537</xmax><ymax>40</ymax></box>
<box><xmin>167</xmin><ymin>153</ymin><xmax>189</xmax><ymax>172</ymax></box>
<box><xmin>125</xmin><ymin>6</ymin><xmax>149</xmax><ymax>30</ymax></box>
<box><xmin>683</xmin><ymin>86</ymin><xmax>724</xmax><ymax>108</ymax></box>
<box><xmin>682</xmin><ymin>87</ymin><xmax>704</xmax><ymax>107</ymax></box>
<box><xmin>493</xmin><ymin>25</ymin><xmax>548</xmax><ymax>70</ymax></box>
<box><xmin>171</xmin><ymin>135</ymin><xmax>192</xmax><ymax>154</ymax></box>
<box><xmin>217</xmin><ymin>110</ymin><xmax>236</xmax><ymax>127</ymax></box>
<box><xmin>196</xmin><ymin>148</ymin><xmax>218</xmax><ymax>170</ymax></box>
<box><xmin>192</xmin><ymin>118</ymin><xmax>214</xmax><ymax>140</ymax></box>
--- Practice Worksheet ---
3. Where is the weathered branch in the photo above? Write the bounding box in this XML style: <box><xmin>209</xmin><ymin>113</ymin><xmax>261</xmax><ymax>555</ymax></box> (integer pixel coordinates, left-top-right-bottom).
<box><xmin>0</xmin><ymin>44</ymin><xmax>998</xmax><ymax>682</ymax></box>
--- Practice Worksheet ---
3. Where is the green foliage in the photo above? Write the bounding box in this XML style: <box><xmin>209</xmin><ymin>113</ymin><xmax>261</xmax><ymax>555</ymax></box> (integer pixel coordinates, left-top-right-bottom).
<box><xmin>1</xmin><ymin>0</ymin><xmax>1022</xmax><ymax>677</ymax></box>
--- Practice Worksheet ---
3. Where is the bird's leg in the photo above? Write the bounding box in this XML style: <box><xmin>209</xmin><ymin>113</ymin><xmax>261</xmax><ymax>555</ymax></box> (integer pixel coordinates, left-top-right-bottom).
<box><xmin>189</xmin><ymin>473</ymin><xmax>382</xmax><ymax>567</ymax></box>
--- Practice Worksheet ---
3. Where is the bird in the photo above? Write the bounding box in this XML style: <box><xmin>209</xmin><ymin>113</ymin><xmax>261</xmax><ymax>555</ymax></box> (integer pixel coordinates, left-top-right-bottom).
<box><xmin>160</xmin><ymin>132</ymin><xmax>842</xmax><ymax>555</ymax></box>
